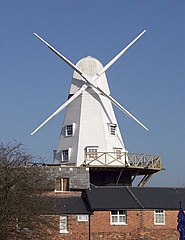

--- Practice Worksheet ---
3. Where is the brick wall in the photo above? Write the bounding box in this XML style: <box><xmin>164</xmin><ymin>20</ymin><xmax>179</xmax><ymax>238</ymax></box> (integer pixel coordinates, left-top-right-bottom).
<box><xmin>12</xmin><ymin>210</ymin><xmax>179</xmax><ymax>239</ymax></box>
<box><xmin>89</xmin><ymin>210</ymin><xmax>179</xmax><ymax>240</ymax></box>
<box><xmin>54</xmin><ymin>210</ymin><xmax>179</xmax><ymax>240</ymax></box>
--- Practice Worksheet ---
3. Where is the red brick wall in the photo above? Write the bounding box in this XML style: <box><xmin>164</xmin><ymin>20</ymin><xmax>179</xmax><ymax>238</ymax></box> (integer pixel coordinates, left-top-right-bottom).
<box><xmin>57</xmin><ymin>210</ymin><xmax>179</xmax><ymax>240</ymax></box>
<box><xmin>88</xmin><ymin>210</ymin><xmax>179</xmax><ymax>240</ymax></box>
<box><xmin>12</xmin><ymin>210</ymin><xmax>179</xmax><ymax>240</ymax></box>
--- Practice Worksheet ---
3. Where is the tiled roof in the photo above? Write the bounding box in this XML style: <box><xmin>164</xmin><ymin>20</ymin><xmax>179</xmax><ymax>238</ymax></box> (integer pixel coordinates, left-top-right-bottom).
<box><xmin>42</xmin><ymin>187</ymin><xmax>185</xmax><ymax>215</ymax></box>
<box><xmin>42</xmin><ymin>196</ymin><xmax>91</xmax><ymax>215</ymax></box>
<box><xmin>84</xmin><ymin>186</ymin><xmax>185</xmax><ymax>210</ymax></box>
<box><xmin>131</xmin><ymin>187</ymin><xmax>185</xmax><ymax>210</ymax></box>
<box><xmin>84</xmin><ymin>186</ymin><xmax>141</xmax><ymax>210</ymax></box>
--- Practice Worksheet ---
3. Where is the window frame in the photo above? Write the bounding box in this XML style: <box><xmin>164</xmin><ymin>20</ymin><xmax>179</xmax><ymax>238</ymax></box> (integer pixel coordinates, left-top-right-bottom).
<box><xmin>16</xmin><ymin>218</ymin><xmax>29</xmax><ymax>232</ymax></box>
<box><xmin>109</xmin><ymin>123</ymin><xmax>117</xmax><ymax>136</ymax></box>
<box><xmin>114</xmin><ymin>148</ymin><xmax>122</xmax><ymax>160</ymax></box>
<box><xmin>110</xmin><ymin>210</ymin><xmax>127</xmax><ymax>225</ymax></box>
<box><xmin>65</xmin><ymin>124</ymin><xmax>74</xmax><ymax>137</ymax></box>
<box><xmin>154</xmin><ymin>209</ymin><xmax>165</xmax><ymax>225</ymax></box>
<box><xmin>55</xmin><ymin>178</ymin><xmax>69</xmax><ymax>192</ymax></box>
<box><xmin>86</xmin><ymin>146</ymin><xmax>98</xmax><ymax>160</ymax></box>
<box><xmin>77</xmin><ymin>215</ymin><xmax>89</xmax><ymax>222</ymax></box>
<box><xmin>62</xmin><ymin>150</ymin><xmax>69</xmax><ymax>161</ymax></box>
<box><xmin>61</xmin><ymin>148</ymin><xmax>71</xmax><ymax>162</ymax></box>
<box><xmin>59</xmin><ymin>215</ymin><xmax>69</xmax><ymax>234</ymax></box>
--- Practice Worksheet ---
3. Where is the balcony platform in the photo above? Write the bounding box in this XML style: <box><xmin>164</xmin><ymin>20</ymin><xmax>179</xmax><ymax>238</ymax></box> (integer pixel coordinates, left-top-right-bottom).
<box><xmin>83</xmin><ymin>152</ymin><xmax>164</xmax><ymax>187</ymax></box>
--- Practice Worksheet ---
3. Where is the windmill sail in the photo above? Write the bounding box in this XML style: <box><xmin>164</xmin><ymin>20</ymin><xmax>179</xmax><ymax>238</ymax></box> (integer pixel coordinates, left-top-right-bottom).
<box><xmin>31</xmin><ymin>31</ymin><xmax>148</xmax><ymax>167</ymax></box>
<box><xmin>31</xmin><ymin>30</ymin><xmax>148</xmax><ymax>135</ymax></box>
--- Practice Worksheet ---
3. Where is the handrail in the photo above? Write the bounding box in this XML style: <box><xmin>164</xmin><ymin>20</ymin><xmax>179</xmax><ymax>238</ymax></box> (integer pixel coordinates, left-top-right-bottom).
<box><xmin>84</xmin><ymin>151</ymin><xmax>162</xmax><ymax>169</ymax></box>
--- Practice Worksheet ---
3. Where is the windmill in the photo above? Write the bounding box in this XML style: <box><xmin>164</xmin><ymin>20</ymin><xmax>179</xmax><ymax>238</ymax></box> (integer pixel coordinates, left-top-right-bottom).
<box><xmin>31</xmin><ymin>30</ymin><xmax>148</xmax><ymax>167</ymax></box>
<box><xmin>31</xmin><ymin>30</ymin><xmax>163</xmax><ymax>186</ymax></box>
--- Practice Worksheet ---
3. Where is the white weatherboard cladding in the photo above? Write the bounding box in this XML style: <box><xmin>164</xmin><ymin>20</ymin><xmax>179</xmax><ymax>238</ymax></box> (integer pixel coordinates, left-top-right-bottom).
<box><xmin>55</xmin><ymin>56</ymin><xmax>126</xmax><ymax>166</ymax></box>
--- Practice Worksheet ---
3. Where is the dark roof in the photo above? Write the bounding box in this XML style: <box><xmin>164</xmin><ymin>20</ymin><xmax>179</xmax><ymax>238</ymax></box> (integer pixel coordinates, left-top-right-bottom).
<box><xmin>84</xmin><ymin>186</ymin><xmax>185</xmax><ymax>210</ymax></box>
<box><xmin>40</xmin><ymin>187</ymin><xmax>185</xmax><ymax>215</ymax></box>
<box><xmin>84</xmin><ymin>186</ymin><xmax>141</xmax><ymax>210</ymax></box>
<box><xmin>132</xmin><ymin>187</ymin><xmax>185</xmax><ymax>210</ymax></box>
<box><xmin>42</xmin><ymin>196</ymin><xmax>91</xmax><ymax>215</ymax></box>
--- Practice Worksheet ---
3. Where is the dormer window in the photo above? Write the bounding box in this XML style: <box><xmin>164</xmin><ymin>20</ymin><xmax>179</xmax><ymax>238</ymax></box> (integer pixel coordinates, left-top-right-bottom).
<box><xmin>109</xmin><ymin>124</ymin><xmax>117</xmax><ymax>136</ymax></box>
<box><xmin>61</xmin><ymin>148</ymin><xmax>71</xmax><ymax>162</ymax></box>
<box><xmin>62</xmin><ymin>150</ymin><xmax>69</xmax><ymax>161</ymax></box>
<box><xmin>55</xmin><ymin>178</ymin><xmax>69</xmax><ymax>192</ymax></box>
<box><xmin>86</xmin><ymin>146</ymin><xmax>98</xmax><ymax>160</ymax></box>
<box><xmin>114</xmin><ymin>148</ymin><xmax>122</xmax><ymax>160</ymax></box>
<box><xmin>65</xmin><ymin>124</ymin><xmax>73</xmax><ymax>136</ymax></box>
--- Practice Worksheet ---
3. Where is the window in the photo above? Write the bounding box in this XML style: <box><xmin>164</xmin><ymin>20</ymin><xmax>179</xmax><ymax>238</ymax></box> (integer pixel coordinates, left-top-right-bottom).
<box><xmin>77</xmin><ymin>215</ymin><xmax>89</xmax><ymax>222</ymax></box>
<box><xmin>61</xmin><ymin>148</ymin><xmax>71</xmax><ymax>162</ymax></box>
<box><xmin>114</xmin><ymin>148</ymin><xmax>122</xmax><ymax>159</ymax></box>
<box><xmin>86</xmin><ymin>147</ymin><xmax>98</xmax><ymax>160</ymax></box>
<box><xmin>65</xmin><ymin>125</ymin><xmax>73</xmax><ymax>136</ymax></box>
<box><xmin>55</xmin><ymin>178</ymin><xmax>69</xmax><ymax>192</ymax></box>
<box><xmin>62</xmin><ymin>150</ymin><xmax>69</xmax><ymax>161</ymax></box>
<box><xmin>110</xmin><ymin>210</ymin><xmax>127</xmax><ymax>225</ymax></box>
<box><xmin>109</xmin><ymin>124</ymin><xmax>117</xmax><ymax>136</ymax></box>
<box><xmin>16</xmin><ymin>218</ymin><xmax>29</xmax><ymax>232</ymax></box>
<box><xmin>154</xmin><ymin>210</ymin><xmax>165</xmax><ymax>225</ymax></box>
<box><xmin>59</xmin><ymin>215</ymin><xmax>68</xmax><ymax>233</ymax></box>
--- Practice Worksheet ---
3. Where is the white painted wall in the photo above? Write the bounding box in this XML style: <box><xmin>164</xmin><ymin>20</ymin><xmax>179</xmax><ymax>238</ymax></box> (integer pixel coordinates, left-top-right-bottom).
<box><xmin>55</xmin><ymin>56</ymin><xmax>126</xmax><ymax>166</ymax></box>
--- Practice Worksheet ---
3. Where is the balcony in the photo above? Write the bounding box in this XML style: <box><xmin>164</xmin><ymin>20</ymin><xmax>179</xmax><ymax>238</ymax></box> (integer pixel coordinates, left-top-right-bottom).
<box><xmin>84</xmin><ymin>151</ymin><xmax>163</xmax><ymax>171</ymax></box>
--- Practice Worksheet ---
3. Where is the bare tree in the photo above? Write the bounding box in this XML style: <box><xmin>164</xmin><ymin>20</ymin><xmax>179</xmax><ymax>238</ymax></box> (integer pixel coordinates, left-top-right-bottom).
<box><xmin>0</xmin><ymin>142</ymin><xmax>54</xmax><ymax>240</ymax></box>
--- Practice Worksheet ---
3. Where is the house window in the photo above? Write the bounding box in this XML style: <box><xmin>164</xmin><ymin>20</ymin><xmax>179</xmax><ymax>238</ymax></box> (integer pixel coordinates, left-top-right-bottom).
<box><xmin>110</xmin><ymin>210</ymin><xmax>127</xmax><ymax>225</ymax></box>
<box><xmin>109</xmin><ymin>124</ymin><xmax>117</xmax><ymax>136</ymax></box>
<box><xmin>154</xmin><ymin>210</ymin><xmax>165</xmax><ymax>225</ymax></box>
<box><xmin>86</xmin><ymin>147</ymin><xmax>98</xmax><ymax>160</ymax></box>
<box><xmin>16</xmin><ymin>218</ymin><xmax>29</xmax><ymax>232</ymax></box>
<box><xmin>77</xmin><ymin>215</ymin><xmax>89</xmax><ymax>222</ymax></box>
<box><xmin>55</xmin><ymin>178</ymin><xmax>69</xmax><ymax>192</ymax></box>
<box><xmin>65</xmin><ymin>125</ymin><xmax>73</xmax><ymax>136</ymax></box>
<box><xmin>59</xmin><ymin>215</ymin><xmax>68</xmax><ymax>233</ymax></box>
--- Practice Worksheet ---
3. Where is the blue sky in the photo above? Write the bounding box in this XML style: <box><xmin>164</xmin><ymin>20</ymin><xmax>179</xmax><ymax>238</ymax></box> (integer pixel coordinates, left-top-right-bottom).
<box><xmin>0</xmin><ymin>1</ymin><xmax>184</xmax><ymax>187</ymax></box>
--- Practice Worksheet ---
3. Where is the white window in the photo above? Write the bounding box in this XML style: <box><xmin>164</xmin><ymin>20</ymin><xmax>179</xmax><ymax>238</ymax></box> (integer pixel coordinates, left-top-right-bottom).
<box><xmin>65</xmin><ymin>124</ymin><xmax>73</xmax><ymax>136</ymax></box>
<box><xmin>77</xmin><ymin>215</ymin><xmax>89</xmax><ymax>222</ymax></box>
<box><xmin>86</xmin><ymin>147</ymin><xmax>98</xmax><ymax>160</ymax></box>
<box><xmin>154</xmin><ymin>210</ymin><xmax>165</xmax><ymax>225</ymax></box>
<box><xmin>62</xmin><ymin>150</ymin><xmax>69</xmax><ymax>161</ymax></box>
<box><xmin>16</xmin><ymin>218</ymin><xmax>29</xmax><ymax>232</ymax></box>
<box><xmin>114</xmin><ymin>148</ymin><xmax>122</xmax><ymax>160</ymax></box>
<box><xmin>109</xmin><ymin>124</ymin><xmax>117</xmax><ymax>136</ymax></box>
<box><xmin>55</xmin><ymin>178</ymin><xmax>69</xmax><ymax>192</ymax></box>
<box><xmin>61</xmin><ymin>148</ymin><xmax>71</xmax><ymax>162</ymax></box>
<box><xmin>59</xmin><ymin>215</ymin><xmax>68</xmax><ymax>233</ymax></box>
<box><xmin>110</xmin><ymin>210</ymin><xmax>127</xmax><ymax>225</ymax></box>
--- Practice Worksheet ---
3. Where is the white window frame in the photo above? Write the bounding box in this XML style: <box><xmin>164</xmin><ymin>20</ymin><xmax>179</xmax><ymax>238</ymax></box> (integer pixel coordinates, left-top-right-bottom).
<box><xmin>109</xmin><ymin>124</ymin><xmax>117</xmax><ymax>136</ymax></box>
<box><xmin>110</xmin><ymin>210</ymin><xmax>127</xmax><ymax>225</ymax></box>
<box><xmin>55</xmin><ymin>178</ymin><xmax>69</xmax><ymax>192</ymax></box>
<box><xmin>154</xmin><ymin>210</ymin><xmax>165</xmax><ymax>225</ymax></box>
<box><xmin>59</xmin><ymin>215</ymin><xmax>68</xmax><ymax>233</ymax></box>
<box><xmin>61</xmin><ymin>148</ymin><xmax>71</xmax><ymax>162</ymax></box>
<box><xmin>65</xmin><ymin>124</ymin><xmax>75</xmax><ymax>137</ymax></box>
<box><xmin>114</xmin><ymin>148</ymin><xmax>122</xmax><ymax>160</ymax></box>
<box><xmin>16</xmin><ymin>218</ymin><xmax>29</xmax><ymax>232</ymax></box>
<box><xmin>86</xmin><ymin>146</ymin><xmax>98</xmax><ymax>160</ymax></box>
<box><xmin>77</xmin><ymin>215</ymin><xmax>89</xmax><ymax>222</ymax></box>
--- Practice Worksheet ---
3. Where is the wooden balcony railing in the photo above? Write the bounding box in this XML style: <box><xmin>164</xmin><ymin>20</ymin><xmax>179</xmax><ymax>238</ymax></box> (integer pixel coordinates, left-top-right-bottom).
<box><xmin>84</xmin><ymin>151</ymin><xmax>162</xmax><ymax>170</ymax></box>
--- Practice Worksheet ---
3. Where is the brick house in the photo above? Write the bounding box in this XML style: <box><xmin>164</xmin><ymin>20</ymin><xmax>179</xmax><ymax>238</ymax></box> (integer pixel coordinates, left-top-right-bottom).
<box><xmin>40</xmin><ymin>184</ymin><xmax>185</xmax><ymax>240</ymax></box>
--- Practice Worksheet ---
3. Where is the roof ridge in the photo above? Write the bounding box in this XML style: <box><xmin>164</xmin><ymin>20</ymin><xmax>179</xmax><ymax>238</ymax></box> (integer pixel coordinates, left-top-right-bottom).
<box><xmin>126</xmin><ymin>187</ymin><xmax>144</xmax><ymax>209</ymax></box>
